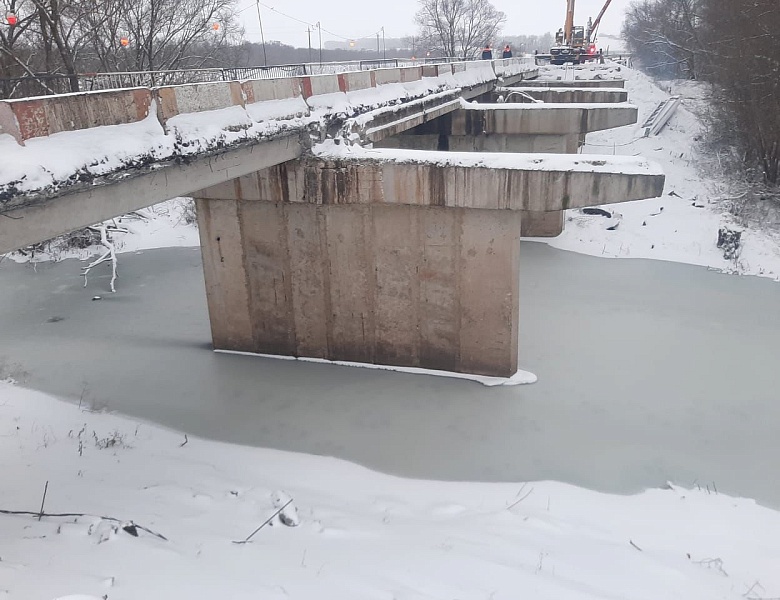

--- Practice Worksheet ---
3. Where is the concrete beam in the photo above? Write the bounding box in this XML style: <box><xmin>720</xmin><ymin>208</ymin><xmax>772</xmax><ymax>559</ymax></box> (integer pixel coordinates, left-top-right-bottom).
<box><xmin>196</xmin><ymin>149</ymin><xmax>665</xmax><ymax>214</ymax></box>
<box><xmin>497</xmin><ymin>87</ymin><xmax>629</xmax><ymax>103</ymax></box>
<box><xmin>404</xmin><ymin>103</ymin><xmax>637</xmax><ymax>137</ymax></box>
<box><xmin>0</xmin><ymin>135</ymin><xmax>303</xmax><ymax>254</ymax></box>
<box><xmin>520</xmin><ymin>79</ymin><xmax>625</xmax><ymax>88</ymax></box>
<box><xmin>453</xmin><ymin>103</ymin><xmax>638</xmax><ymax>135</ymax></box>
<box><xmin>375</xmin><ymin>132</ymin><xmax>579</xmax><ymax>154</ymax></box>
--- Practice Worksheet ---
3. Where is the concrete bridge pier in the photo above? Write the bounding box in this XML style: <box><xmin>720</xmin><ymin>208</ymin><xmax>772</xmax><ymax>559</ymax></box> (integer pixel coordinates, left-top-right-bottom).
<box><xmin>192</xmin><ymin>150</ymin><xmax>664</xmax><ymax>378</ymax></box>
<box><xmin>194</xmin><ymin>168</ymin><xmax>522</xmax><ymax>377</ymax></box>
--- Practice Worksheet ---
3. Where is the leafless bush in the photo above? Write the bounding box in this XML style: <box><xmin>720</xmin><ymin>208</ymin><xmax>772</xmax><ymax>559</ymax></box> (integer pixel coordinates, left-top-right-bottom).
<box><xmin>93</xmin><ymin>430</ymin><xmax>130</xmax><ymax>450</ymax></box>
<box><xmin>177</xmin><ymin>198</ymin><xmax>198</xmax><ymax>225</ymax></box>
<box><xmin>16</xmin><ymin>228</ymin><xmax>103</xmax><ymax>261</ymax></box>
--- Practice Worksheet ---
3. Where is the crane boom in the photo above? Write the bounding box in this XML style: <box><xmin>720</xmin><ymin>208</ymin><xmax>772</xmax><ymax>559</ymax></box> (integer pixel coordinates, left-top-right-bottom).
<box><xmin>563</xmin><ymin>0</ymin><xmax>576</xmax><ymax>44</ymax></box>
<box><xmin>589</xmin><ymin>0</ymin><xmax>614</xmax><ymax>41</ymax></box>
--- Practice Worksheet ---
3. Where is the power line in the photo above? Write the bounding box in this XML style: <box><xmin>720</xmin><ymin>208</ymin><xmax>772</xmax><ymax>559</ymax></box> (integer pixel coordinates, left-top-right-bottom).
<box><xmin>237</xmin><ymin>1</ymin><xmax>384</xmax><ymax>44</ymax></box>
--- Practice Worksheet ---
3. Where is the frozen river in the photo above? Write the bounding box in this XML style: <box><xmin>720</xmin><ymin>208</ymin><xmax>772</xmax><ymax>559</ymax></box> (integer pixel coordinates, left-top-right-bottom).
<box><xmin>2</xmin><ymin>243</ymin><xmax>780</xmax><ymax>507</ymax></box>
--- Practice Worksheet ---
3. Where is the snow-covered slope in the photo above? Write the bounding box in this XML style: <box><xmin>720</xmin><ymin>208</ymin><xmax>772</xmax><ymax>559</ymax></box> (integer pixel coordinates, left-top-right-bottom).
<box><xmin>2</xmin><ymin>380</ymin><xmax>779</xmax><ymax>600</ymax></box>
<box><xmin>533</xmin><ymin>63</ymin><xmax>780</xmax><ymax>279</ymax></box>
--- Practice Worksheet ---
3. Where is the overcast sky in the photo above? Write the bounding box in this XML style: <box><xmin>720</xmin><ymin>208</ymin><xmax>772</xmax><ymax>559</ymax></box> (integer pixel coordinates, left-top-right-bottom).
<box><xmin>238</xmin><ymin>0</ymin><xmax>632</xmax><ymax>50</ymax></box>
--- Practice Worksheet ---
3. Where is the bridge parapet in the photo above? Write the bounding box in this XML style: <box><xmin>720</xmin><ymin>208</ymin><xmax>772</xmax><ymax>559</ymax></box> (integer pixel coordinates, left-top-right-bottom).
<box><xmin>0</xmin><ymin>87</ymin><xmax>152</xmax><ymax>144</ymax></box>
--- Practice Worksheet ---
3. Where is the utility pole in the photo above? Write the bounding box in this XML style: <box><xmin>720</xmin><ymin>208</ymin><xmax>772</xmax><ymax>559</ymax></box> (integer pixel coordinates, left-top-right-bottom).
<box><xmin>317</xmin><ymin>21</ymin><xmax>322</xmax><ymax>64</ymax></box>
<box><xmin>307</xmin><ymin>27</ymin><xmax>312</xmax><ymax>63</ymax></box>
<box><xmin>382</xmin><ymin>27</ymin><xmax>386</xmax><ymax>59</ymax></box>
<box><xmin>256</xmin><ymin>0</ymin><xmax>267</xmax><ymax>66</ymax></box>
<box><xmin>376</xmin><ymin>32</ymin><xmax>380</xmax><ymax>55</ymax></box>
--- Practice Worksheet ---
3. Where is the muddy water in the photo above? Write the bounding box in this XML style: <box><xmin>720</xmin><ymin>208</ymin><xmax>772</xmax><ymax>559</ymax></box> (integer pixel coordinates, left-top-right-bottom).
<box><xmin>2</xmin><ymin>243</ymin><xmax>779</xmax><ymax>507</ymax></box>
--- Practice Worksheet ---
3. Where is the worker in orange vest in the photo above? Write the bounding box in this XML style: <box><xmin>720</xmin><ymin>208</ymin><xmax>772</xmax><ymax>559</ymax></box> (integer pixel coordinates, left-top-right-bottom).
<box><xmin>481</xmin><ymin>45</ymin><xmax>492</xmax><ymax>60</ymax></box>
<box><xmin>502</xmin><ymin>44</ymin><xmax>512</xmax><ymax>58</ymax></box>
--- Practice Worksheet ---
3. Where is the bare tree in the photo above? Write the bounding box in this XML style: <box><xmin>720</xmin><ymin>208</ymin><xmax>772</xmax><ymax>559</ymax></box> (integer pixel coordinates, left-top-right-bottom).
<box><xmin>624</xmin><ymin>0</ymin><xmax>780</xmax><ymax>187</ymax></box>
<box><xmin>414</xmin><ymin>0</ymin><xmax>505</xmax><ymax>59</ymax></box>
<box><xmin>0</xmin><ymin>0</ymin><xmax>243</xmax><ymax>93</ymax></box>
<box><xmin>112</xmin><ymin>0</ymin><xmax>242</xmax><ymax>72</ymax></box>
<box><xmin>701</xmin><ymin>0</ymin><xmax>780</xmax><ymax>184</ymax></box>
<box><xmin>623</xmin><ymin>0</ymin><xmax>708</xmax><ymax>79</ymax></box>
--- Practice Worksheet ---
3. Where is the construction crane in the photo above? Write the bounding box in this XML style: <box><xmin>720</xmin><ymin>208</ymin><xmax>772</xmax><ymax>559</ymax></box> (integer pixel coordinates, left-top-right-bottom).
<box><xmin>550</xmin><ymin>0</ymin><xmax>612</xmax><ymax>65</ymax></box>
<box><xmin>585</xmin><ymin>0</ymin><xmax>614</xmax><ymax>57</ymax></box>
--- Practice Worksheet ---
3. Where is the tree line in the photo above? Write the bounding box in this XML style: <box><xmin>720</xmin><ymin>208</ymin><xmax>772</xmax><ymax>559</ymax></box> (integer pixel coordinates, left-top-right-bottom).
<box><xmin>623</xmin><ymin>0</ymin><xmax>780</xmax><ymax>186</ymax></box>
<box><xmin>0</xmin><ymin>0</ymin><xmax>245</xmax><ymax>89</ymax></box>
<box><xmin>0</xmin><ymin>0</ymin><xmax>515</xmax><ymax>92</ymax></box>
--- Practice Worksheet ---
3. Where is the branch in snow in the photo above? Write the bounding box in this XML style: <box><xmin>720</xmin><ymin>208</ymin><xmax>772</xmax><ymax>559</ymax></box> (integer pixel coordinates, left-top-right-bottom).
<box><xmin>232</xmin><ymin>498</ymin><xmax>294</xmax><ymax>544</ymax></box>
<box><xmin>81</xmin><ymin>224</ymin><xmax>120</xmax><ymax>292</ymax></box>
<box><xmin>0</xmin><ymin>509</ymin><xmax>167</xmax><ymax>541</ymax></box>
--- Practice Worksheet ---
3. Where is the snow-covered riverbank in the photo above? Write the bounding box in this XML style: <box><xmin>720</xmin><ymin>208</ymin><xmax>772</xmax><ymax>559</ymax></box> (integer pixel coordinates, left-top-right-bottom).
<box><xmin>3</xmin><ymin>381</ymin><xmax>779</xmax><ymax>600</ymax></box>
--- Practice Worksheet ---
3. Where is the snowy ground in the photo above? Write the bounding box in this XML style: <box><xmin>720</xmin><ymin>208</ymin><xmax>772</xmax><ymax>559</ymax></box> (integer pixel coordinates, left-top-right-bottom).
<box><xmin>3</xmin><ymin>63</ymin><xmax>780</xmax><ymax>599</ymax></box>
<box><xmin>531</xmin><ymin>63</ymin><xmax>780</xmax><ymax>279</ymax></box>
<box><xmin>3</xmin><ymin>380</ymin><xmax>780</xmax><ymax>600</ymax></box>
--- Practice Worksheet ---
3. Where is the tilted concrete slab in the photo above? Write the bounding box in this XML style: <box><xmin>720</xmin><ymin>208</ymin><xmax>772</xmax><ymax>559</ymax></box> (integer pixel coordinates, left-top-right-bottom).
<box><xmin>197</xmin><ymin>146</ymin><xmax>665</xmax><ymax>213</ymax></box>
<box><xmin>357</xmin><ymin>90</ymin><xmax>464</xmax><ymax>143</ymax></box>
<box><xmin>520</xmin><ymin>79</ymin><xmax>625</xmax><ymax>88</ymax></box>
<box><xmin>0</xmin><ymin>135</ymin><xmax>303</xmax><ymax>254</ymax></box>
<box><xmin>0</xmin><ymin>59</ymin><xmax>537</xmax><ymax>204</ymax></box>
<box><xmin>497</xmin><ymin>87</ymin><xmax>629</xmax><ymax>103</ymax></box>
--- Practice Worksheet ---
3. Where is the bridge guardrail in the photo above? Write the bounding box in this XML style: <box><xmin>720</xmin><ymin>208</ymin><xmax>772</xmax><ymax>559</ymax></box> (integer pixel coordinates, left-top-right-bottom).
<box><xmin>0</xmin><ymin>56</ymin><xmax>537</xmax><ymax>100</ymax></box>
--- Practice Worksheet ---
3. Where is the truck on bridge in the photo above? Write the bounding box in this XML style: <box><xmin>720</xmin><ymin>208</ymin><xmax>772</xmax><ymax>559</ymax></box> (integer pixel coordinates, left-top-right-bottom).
<box><xmin>550</xmin><ymin>0</ymin><xmax>613</xmax><ymax>65</ymax></box>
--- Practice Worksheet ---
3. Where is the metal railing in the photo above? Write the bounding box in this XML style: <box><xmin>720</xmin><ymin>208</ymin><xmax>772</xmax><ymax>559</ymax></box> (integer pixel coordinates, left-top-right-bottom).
<box><xmin>0</xmin><ymin>56</ymin><xmax>530</xmax><ymax>100</ymax></box>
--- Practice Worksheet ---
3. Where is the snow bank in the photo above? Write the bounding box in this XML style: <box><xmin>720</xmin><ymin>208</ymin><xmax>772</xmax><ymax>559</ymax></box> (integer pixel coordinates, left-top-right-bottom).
<box><xmin>1</xmin><ymin>381</ymin><xmax>779</xmax><ymax>600</ymax></box>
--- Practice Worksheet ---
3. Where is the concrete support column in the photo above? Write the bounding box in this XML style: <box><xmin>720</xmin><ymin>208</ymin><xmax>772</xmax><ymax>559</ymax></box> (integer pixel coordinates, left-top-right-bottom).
<box><xmin>520</xmin><ymin>209</ymin><xmax>565</xmax><ymax>237</ymax></box>
<box><xmin>194</xmin><ymin>180</ymin><xmax>522</xmax><ymax>377</ymax></box>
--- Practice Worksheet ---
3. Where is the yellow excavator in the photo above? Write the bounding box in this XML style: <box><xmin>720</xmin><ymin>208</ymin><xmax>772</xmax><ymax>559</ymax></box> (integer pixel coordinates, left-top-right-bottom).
<box><xmin>550</xmin><ymin>0</ymin><xmax>613</xmax><ymax>65</ymax></box>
